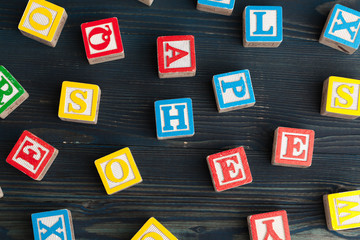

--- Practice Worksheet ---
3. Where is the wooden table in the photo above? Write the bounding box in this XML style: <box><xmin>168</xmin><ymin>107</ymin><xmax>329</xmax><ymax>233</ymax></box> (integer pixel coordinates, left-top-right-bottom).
<box><xmin>1</xmin><ymin>0</ymin><xmax>360</xmax><ymax>239</ymax></box>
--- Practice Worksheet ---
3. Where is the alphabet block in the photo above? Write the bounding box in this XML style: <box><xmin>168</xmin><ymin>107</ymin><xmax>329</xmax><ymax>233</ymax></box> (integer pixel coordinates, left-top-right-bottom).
<box><xmin>95</xmin><ymin>147</ymin><xmax>142</xmax><ymax>195</ymax></box>
<box><xmin>207</xmin><ymin>147</ymin><xmax>252</xmax><ymax>192</ymax></box>
<box><xmin>154</xmin><ymin>98</ymin><xmax>195</xmax><ymax>140</ymax></box>
<box><xmin>324</xmin><ymin>190</ymin><xmax>360</xmax><ymax>231</ymax></box>
<box><xmin>131</xmin><ymin>217</ymin><xmax>178</xmax><ymax>240</ymax></box>
<box><xmin>243</xmin><ymin>6</ymin><xmax>283</xmax><ymax>47</ymax></box>
<box><xmin>0</xmin><ymin>187</ymin><xmax>3</xmax><ymax>198</ymax></box>
<box><xmin>197</xmin><ymin>0</ymin><xmax>236</xmax><ymax>16</ymax></box>
<box><xmin>81</xmin><ymin>17</ymin><xmax>125</xmax><ymax>65</ymax></box>
<box><xmin>6</xmin><ymin>130</ymin><xmax>58</xmax><ymax>181</ymax></box>
<box><xmin>138</xmin><ymin>0</ymin><xmax>154</xmax><ymax>6</ymax></box>
<box><xmin>0</xmin><ymin>66</ymin><xmax>29</xmax><ymax>119</ymax></box>
<box><xmin>321</xmin><ymin>76</ymin><xmax>360</xmax><ymax>119</ymax></box>
<box><xmin>319</xmin><ymin>4</ymin><xmax>360</xmax><ymax>54</ymax></box>
<box><xmin>213</xmin><ymin>69</ymin><xmax>256</xmax><ymax>113</ymax></box>
<box><xmin>157</xmin><ymin>35</ymin><xmax>196</xmax><ymax>78</ymax></box>
<box><xmin>272</xmin><ymin>127</ymin><xmax>315</xmax><ymax>168</ymax></box>
<box><xmin>18</xmin><ymin>0</ymin><xmax>67</xmax><ymax>47</ymax></box>
<box><xmin>32</xmin><ymin>209</ymin><xmax>75</xmax><ymax>240</ymax></box>
<box><xmin>248</xmin><ymin>210</ymin><xmax>291</xmax><ymax>240</ymax></box>
<box><xmin>58</xmin><ymin>81</ymin><xmax>101</xmax><ymax>124</ymax></box>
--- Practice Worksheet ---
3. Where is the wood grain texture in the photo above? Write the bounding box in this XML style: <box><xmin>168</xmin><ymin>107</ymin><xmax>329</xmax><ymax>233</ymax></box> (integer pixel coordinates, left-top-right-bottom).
<box><xmin>1</xmin><ymin>0</ymin><xmax>360</xmax><ymax>239</ymax></box>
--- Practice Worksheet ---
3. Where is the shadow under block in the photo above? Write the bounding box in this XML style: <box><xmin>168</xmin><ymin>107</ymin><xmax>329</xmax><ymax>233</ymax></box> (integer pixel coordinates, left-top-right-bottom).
<box><xmin>271</xmin><ymin>127</ymin><xmax>315</xmax><ymax>168</ymax></box>
<box><xmin>196</xmin><ymin>0</ymin><xmax>235</xmax><ymax>16</ymax></box>
<box><xmin>319</xmin><ymin>4</ymin><xmax>360</xmax><ymax>54</ymax></box>
<box><xmin>58</xmin><ymin>81</ymin><xmax>101</xmax><ymax>124</ymax></box>
<box><xmin>94</xmin><ymin>147</ymin><xmax>142</xmax><ymax>195</ymax></box>
<box><xmin>157</xmin><ymin>35</ymin><xmax>196</xmax><ymax>78</ymax></box>
<box><xmin>138</xmin><ymin>0</ymin><xmax>154</xmax><ymax>6</ymax></box>
<box><xmin>18</xmin><ymin>0</ymin><xmax>67</xmax><ymax>47</ymax></box>
<box><xmin>6</xmin><ymin>130</ymin><xmax>58</xmax><ymax>181</ymax></box>
<box><xmin>32</xmin><ymin>209</ymin><xmax>75</xmax><ymax>240</ymax></box>
<box><xmin>207</xmin><ymin>146</ymin><xmax>252</xmax><ymax>192</ymax></box>
<box><xmin>324</xmin><ymin>190</ymin><xmax>360</xmax><ymax>231</ymax></box>
<box><xmin>321</xmin><ymin>76</ymin><xmax>360</xmax><ymax>119</ymax></box>
<box><xmin>213</xmin><ymin>69</ymin><xmax>256</xmax><ymax>113</ymax></box>
<box><xmin>81</xmin><ymin>17</ymin><xmax>125</xmax><ymax>65</ymax></box>
<box><xmin>0</xmin><ymin>66</ymin><xmax>29</xmax><ymax>119</ymax></box>
<box><xmin>131</xmin><ymin>217</ymin><xmax>178</xmax><ymax>240</ymax></box>
<box><xmin>243</xmin><ymin>6</ymin><xmax>283</xmax><ymax>48</ymax></box>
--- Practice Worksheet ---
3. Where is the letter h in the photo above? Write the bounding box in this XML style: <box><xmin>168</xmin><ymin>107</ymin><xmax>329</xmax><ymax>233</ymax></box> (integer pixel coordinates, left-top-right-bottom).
<box><xmin>161</xmin><ymin>104</ymin><xmax>187</xmax><ymax>131</ymax></box>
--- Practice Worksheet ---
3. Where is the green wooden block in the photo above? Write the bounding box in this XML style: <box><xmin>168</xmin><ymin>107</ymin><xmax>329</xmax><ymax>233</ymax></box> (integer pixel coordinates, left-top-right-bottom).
<box><xmin>0</xmin><ymin>66</ymin><xmax>29</xmax><ymax>119</ymax></box>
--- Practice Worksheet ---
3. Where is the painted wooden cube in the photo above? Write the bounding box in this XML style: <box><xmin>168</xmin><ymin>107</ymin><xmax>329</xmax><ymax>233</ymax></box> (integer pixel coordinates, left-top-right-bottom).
<box><xmin>131</xmin><ymin>217</ymin><xmax>178</xmax><ymax>240</ymax></box>
<box><xmin>6</xmin><ymin>130</ymin><xmax>58</xmax><ymax>181</ymax></box>
<box><xmin>321</xmin><ymin>76</ymin><xmax>360</xmax><ymax>119</ymax></box>
<box><xmin>95</xmin><ymin>147</ymin><xmax>142</xmax><ymax>195</ymax></box>
<box><xmin>81</xmin><ymin>17</ymin><xmax>125</xmax><ymax>64</ymax></box>
<box><xmin>207</xmin><ymin>146</ymin><xmax>252</xmax><ymax>192</ymax></box>
<box><xmin>319</xmin><ymin>4</ymin><xmax>360</xmax><ymax>54</ymax></box>
<box><xmin>213</xmin><ymin>69</ymin><xmax>255</xmax><ymax>113</ymax></box>
<box><xmin>32</xmin><ymin>209</ymin><xmax>75</xmax><ymax>240</ymax></box>
<box><xmin>0</xmin><ymin>187</ymin><xmax>3</xmax><ymax>198</ymax></box>
<box><xmin>243</xmin><ymin>6</ymin><xmax>283</xmax><ymax>47</ymax></box>
<box><xmin>18</xmin><ymin>0</ymin><xmax>67</xmax><ymax>47</ymax></box>
<box><xmin>138</xmin><ymin>0</ymin><xmax>154</xmax><ymax>6</ymax></box>
<box><xmin>157</xmin><ymin>35</ymin><xmax>196</xmax><ymax>78</ymax></box>
<box><xmin>58</xmin><ymin>81</ymin><xmax>101</xmax><ymax>124</ymax></box>
<box><xmin>324</xmin><ymin>190</ymin><xmax>360</xmax><ymax>231</ymax></box>
<box><xmin>197</xmin><ymin>0</ymin><xmax>236</xmax><ymax>16</ymax></box>
<box><xmin>248</xmin><ymin>210</ymin><xmax>291</xmax><ymax>240</ymax></box>
<box><xmin>154</xmin><ymin>98</ymin><xmax>195</xmax><ymax>140</ymax></box>
<box><xmin>0</xmin><ymin>66</ymin><xmax>29</xmax><ymax>119</ymax></box>
<box><xmin>272</xmin><ymin>127</ymin><xmax>315</xmax><ymax>168</ymax></box>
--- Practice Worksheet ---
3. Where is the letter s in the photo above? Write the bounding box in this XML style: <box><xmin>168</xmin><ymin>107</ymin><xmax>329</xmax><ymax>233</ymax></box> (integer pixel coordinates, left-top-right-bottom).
<box><xmin>68</xmin><ymin>90</ymin><xmax>87</xmax><ymax>113</ymax></box>
<box><xmin>335</xmin><ymin>84</ymin><xmax>354</xmax><ymax>108</ymax></box>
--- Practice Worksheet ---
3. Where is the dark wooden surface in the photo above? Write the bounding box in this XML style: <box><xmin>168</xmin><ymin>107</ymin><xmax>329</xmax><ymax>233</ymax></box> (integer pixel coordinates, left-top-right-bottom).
<box><xmin>1</xmin><ymin>0</ymin><xmax>360</xmax><ymax>239</ymax></box>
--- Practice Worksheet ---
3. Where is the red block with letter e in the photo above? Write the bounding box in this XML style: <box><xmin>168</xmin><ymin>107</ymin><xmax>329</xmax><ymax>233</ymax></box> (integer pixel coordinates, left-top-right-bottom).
<box><xmin>272</xmin><ymin>127</ymin><xmax>315</xmax><ymax>168</ymax></box>
<box><xmin>157</xmin><ymin>35</ymin><xmax>196</xmax><ymax>78</ymax></box>
<box><xmin>248</xmin><ymin>210</ymin><xmax>291</xmax><ymax>240</ymax></box>
<box><xmin>6</xmin><ymin>131</ymin><xmax>58</xmax><ymax>181</ymax></box>
<box><xmin>207</xmin><ymin>147</ymin><xmax>252</xmax><ymax>192</ymax></box>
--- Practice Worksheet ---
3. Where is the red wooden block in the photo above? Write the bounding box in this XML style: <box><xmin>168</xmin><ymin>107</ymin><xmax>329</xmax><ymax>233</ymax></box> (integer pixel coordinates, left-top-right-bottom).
<box><xmin>81</xmin><ymin>17</ymin><xmax>124</xmax><ymax>65</ymax></box>
<box><xmin>157</xmin><ymin>35</ymin><xmax>196</xmax><ymax>78</ymax></box>
<box><xmin>6</xmin><ymin>131</ymin><xmax>58</xmax><ymax>181</ymax></box>
<box><xmin>207</xmin><ymin>146</ymin><xmax>252</xmax><ymax>192</ymax></box>
<box><xmin>272</xmin><ymin>127</ymin><xmax>315</xmax><ymax>168</ymax></box>
<box><xmin>248</xmin><ymin>210</ymin><xmax>291</xmax><ymax>240</ymax></box>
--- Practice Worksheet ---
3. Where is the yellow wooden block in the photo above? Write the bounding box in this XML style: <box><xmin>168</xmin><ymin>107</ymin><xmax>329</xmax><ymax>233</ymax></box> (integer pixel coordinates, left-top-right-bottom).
<box><xmin>323</xmin><ymin>190</ymin><xmax>360</xmax><ymax>231</ymax></box>
<box><xmin>95</xmin><ymin>147</ymin><xmax>142</xmax><ymax>195</ymax></box>
<box><xmin>321</xmin><ymin>76</ymin><xmax>360</xmax><ymax>119</ymax></box>
<box><xmin>58</xmin><ymin>81</ymin><xmax>101</xmax><ymax>124</ymax></box>
<box><xmin>131</xmin><ymin>217</ymin><xmax>178</xmax><ymax>240</ymax></box>
<box><xmin>18</xmin><ymin>0</ymin><xmax>67</xmax><ymax>47</ymax></box>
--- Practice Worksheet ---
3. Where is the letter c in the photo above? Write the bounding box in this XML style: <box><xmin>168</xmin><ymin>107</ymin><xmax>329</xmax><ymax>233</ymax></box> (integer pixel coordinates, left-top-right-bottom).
<box><xmin>29</xmin><ymin>7</ymin><xmax>53</xmax><ymax>31</ymax></box>
<box><xmin>105</xmin><ymin>159</ymin><xmax>129</xmax><ymax>183</ymax></box>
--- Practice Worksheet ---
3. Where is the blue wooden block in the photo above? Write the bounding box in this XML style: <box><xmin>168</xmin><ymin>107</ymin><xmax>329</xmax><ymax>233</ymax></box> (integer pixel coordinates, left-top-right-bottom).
<box><xmin>213</xmin><ymin>69</ymin><xmax>255</xmax><ymax>113</ymax></box>
<box><xmin>197</xmin><ymin>0</ymin><xmax>236</xmax><ymax>16</ymax></box>
<box><xmin>154</xmin><ymin>98</ymin><xmax>195</xmax><ymax>140</ymax></box>
<box><xmin>243</xmin><ymin>6</ymin><xmax>283</xmax><ymax>47</ymax></box>
<box><xmin>32</xmin><ymin>209</ymin><xmax>75</xmax><ymax>240</ymax></box>
<box><xmin>319</xmin><ymin>4</ymin><xmax>360</xmax><ymax>54</ymax></box>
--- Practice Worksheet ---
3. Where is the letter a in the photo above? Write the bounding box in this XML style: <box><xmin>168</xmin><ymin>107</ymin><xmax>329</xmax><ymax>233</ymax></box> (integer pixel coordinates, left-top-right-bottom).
<box><xmin>336</xmin><ymin>199</ymin><xmax>360</xmax><ymax>225</ymax></box>
<box><xmin>165</xmin><ymin>43</ymin><xmax>189</xmax><ymax>67</ymax></box>
<box><xmin>262</xmin><ymin>219</ymin><xmax>282</xmax><ymax>240</ymax></box>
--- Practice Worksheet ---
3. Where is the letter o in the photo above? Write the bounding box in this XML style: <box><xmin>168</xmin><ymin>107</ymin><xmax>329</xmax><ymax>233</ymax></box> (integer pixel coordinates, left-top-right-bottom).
<box><xmin>29</xmin><ymin>7</ymin><xmax>53</xmax><ymax>31</ymax></box>
<box><xmin>105</xmin><ymin>159</ymin><xmax>129</xmax><ymax>183</ymax></box>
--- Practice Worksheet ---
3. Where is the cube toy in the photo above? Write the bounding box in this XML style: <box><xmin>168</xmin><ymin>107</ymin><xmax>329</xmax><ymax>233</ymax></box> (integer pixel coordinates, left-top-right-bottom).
<box><xmin>6</xmin><ymin>131</ymin><xmax>58</xmax><ymax>181</ymax></box>
<box><xmin>213</xmin><ymin>69</ymin><xmax>256</xmax><ymax>113</ymax></box>
<box><xmin>131</xmin><ymin>217</ymin><xmax>178</xmax><ymax>240</ymax></box>
<box><xmin>154</xmin><ymin>98</ymin><xmax>195</xmax><ymax>140</ymax></box>
<box><xmin>32</xmin><ymin>209</ymin><xmax>75</xmax><ymax>240</ymax></box>
<box><xmin>0</xmin><ymin>66</ymin><xmax>29</xmax><ymax>119</ymax></box>
<box><xmin>319</xmin><ymin>4</ymin><xmax>360</xmax><ymax>54</ymax></box>
<box><xmin>157</xmin><ymin>35</ymin><xmax>196</xmax><ymax>78</ymax></box>
<box><xmin>272</xmin><ymin>127</ymin><xmax>315</xmax><ymax>168</ymax></box>
<box><xmin>197</xmin><ymin>0</ymin><xmax>236</xmax><ymax>16</ymax></box>
<box><xmin>58</xmin><ymin>81</ymin><xmax>101</xmax><ymax>124</ymax></box>
<box><xmin>95</xmin><ymin>147</ymin><xmax>142</xmax><ymax>195</ymax></box>
<box><xmin>248</xmin><ymin>210</ymin><xmax>291</xmax><ymax>240</ymax></box>
<box><xmin>207</xmin><ymin>147</ymin><xmax>252</xmax><ymax>192</ymax></box>
<box><xmin>324</xmin><ymin>190</ymin><xmax>360</xmax><ymax>231</ymax></box>
<box><xmin>138</xmin><ymin>0</ymin><xmax>154</xmax><ymax>6</ymax></box>
<box><xmin>321</xmin><ymin>76</ymin><xmax>360</xmax><ymax>119</ymax></box>
<box><xmin>18</xmin><ymin>0</ymin><xmax>67</xmax><ymax>47</ymax></box>
<box><xmin>81</xmin><ymin>17</ymin><xmax>125</xmax><ymax>64</ymax></box>
<box><xmin>0</xmin><ymin>187</ymin><xmax>3</xmax><ymax>198</ymax></box>
<box><xmin>243</xmin><ymin>6</ymin><xmax>283</xmax><ymax>47</ymax></box>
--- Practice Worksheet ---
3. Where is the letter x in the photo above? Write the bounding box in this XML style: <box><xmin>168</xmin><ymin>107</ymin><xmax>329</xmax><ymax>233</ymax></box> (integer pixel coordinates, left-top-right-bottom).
<box><xmin>39</xmin><ymin>217</ymin><xmax>65</xmax><ymax>240</ymax></box>
<box><xmin>332</xmin><ymin>11</ymin><xmax>360</xmax><ymax>40</ymax></box>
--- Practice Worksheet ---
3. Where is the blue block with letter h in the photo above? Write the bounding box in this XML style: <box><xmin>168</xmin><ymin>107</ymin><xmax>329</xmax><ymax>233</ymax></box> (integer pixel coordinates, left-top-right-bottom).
<box><xmin>197</xmin><ymin>0</ymin><xmax>236</xmax><ymax>16</ymax></box>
